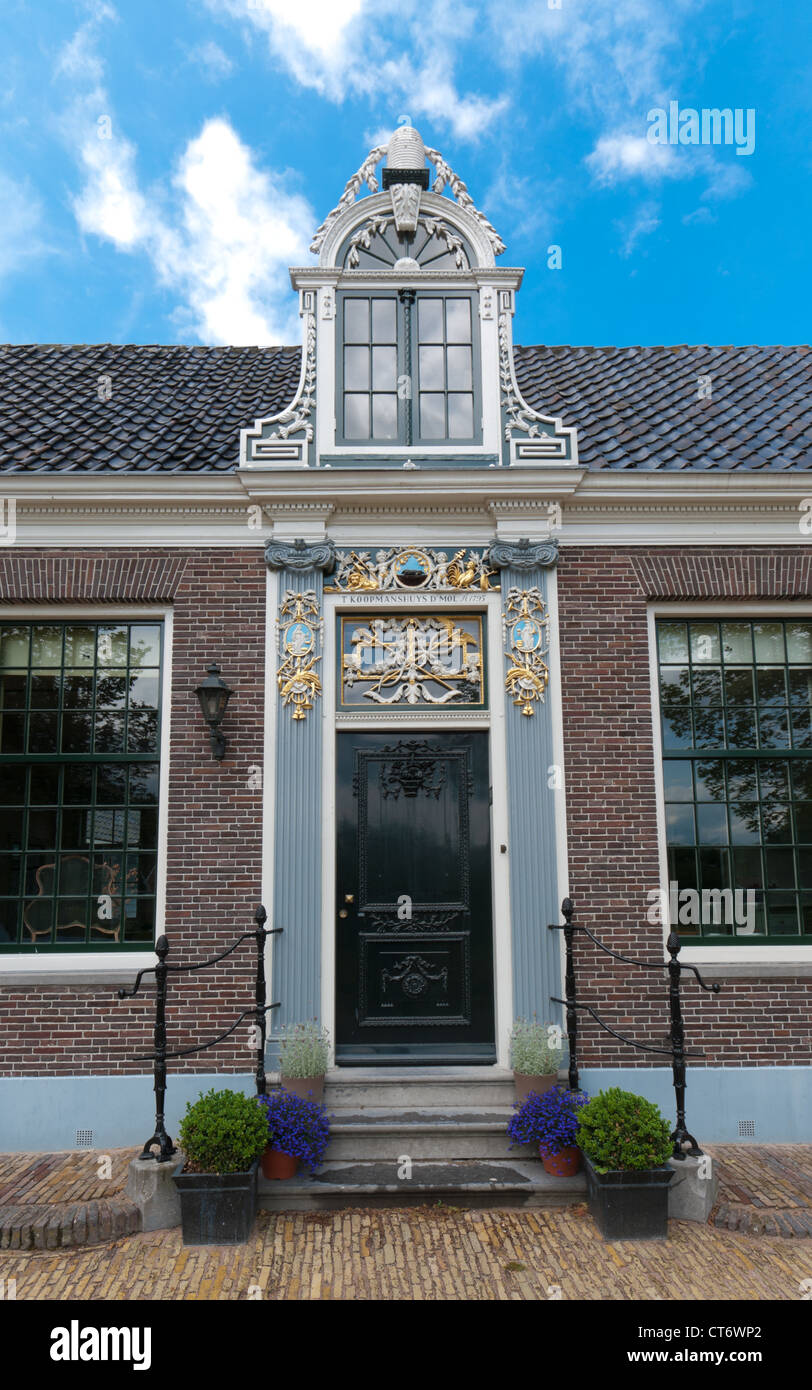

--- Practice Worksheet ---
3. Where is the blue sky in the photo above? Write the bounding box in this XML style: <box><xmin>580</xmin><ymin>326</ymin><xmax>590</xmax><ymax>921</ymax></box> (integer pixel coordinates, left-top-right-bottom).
<box><xmin>0</xmin><ymin>0</ymin><xmax>809</xmax><ymax>347</ymax></box>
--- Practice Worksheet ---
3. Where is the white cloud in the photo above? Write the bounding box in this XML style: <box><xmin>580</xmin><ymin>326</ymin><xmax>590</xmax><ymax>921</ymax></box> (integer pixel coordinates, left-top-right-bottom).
<box><xmin>0</xmin><ymin>171</ymin><xmax>45</xmax><ymax>280</ymax></box>
<box><xmin>586</xmin><ymin>133</ymin><xmax>685</xmax><ymax>185</ymax></box>
<box><xmin>207</xmin><ymin>0</ymin><xmax>508</xmax><ymax>142</ymax></box>
<box><xmin>186</xmin><ymin>40</ymin><xmax>235</xmax><ymax>82</ymax></box>
<box><xmin>616</xmin><ymin>200</ymin><xmax>661</xmax><ymax>257</ymax></box>
<box><xmin>57</xmin><ymin>16</ymin><xmax>315</xmax><ymax>343</ymax></box>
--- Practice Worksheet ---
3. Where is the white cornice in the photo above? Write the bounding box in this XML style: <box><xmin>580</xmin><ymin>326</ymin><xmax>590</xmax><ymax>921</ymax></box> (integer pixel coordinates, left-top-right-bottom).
<box><xmin>0</xmin><ymin>468</ymin><xmax>809</xmax><ymax>547</ymax></box>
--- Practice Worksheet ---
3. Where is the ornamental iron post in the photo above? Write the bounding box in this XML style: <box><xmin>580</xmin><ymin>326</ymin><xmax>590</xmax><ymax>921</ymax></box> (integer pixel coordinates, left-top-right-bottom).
<box><xmin>549</xmin><ymin>898</ymin><xmax>721</xmax><ymax>1157</ymax></box>
<box><xmin>254</xmin><ymin>904</ymin><xmax>269</xmax><ymax>1096</ymax></box>
<box><xmin>118</xmin><ymin>907</ymin><xmax>284</xmax><ymax>1162</ymax></box>
<box><xmin>561</xmin><ymin>897</ymin><xmax>579</xmax><ymax>1092</ymax></box>
<box><xmin>667</xmin><ymin>928</ymin><xmax>703</xmax><ymax>1159</ymax></box>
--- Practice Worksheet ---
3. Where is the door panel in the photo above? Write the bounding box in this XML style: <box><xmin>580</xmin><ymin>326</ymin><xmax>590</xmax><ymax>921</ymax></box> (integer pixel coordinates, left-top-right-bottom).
<box><xmin>336</xmin><ymin>730</ymin><xmax>495</xmax><ymax>1063</ymax></box>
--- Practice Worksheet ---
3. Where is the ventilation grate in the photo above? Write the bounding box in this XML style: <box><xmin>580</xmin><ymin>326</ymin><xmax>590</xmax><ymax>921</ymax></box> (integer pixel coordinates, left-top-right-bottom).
<box><xmin>737</xmin><ymin>1119</ymin><xmax>755</xmax><ymax>1138</ymax></box>
<box><xmin>75</xmin><ymin>1129</ymin><xmax>94</xmax><ymax>1148</ymax></box>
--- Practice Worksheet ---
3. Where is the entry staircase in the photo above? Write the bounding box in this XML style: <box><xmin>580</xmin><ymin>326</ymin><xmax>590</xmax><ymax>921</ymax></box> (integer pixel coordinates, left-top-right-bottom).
<box><xmin>258</xmin><ymin>1068</ymin><xmax>586</xmax><ymax>1211</ymax></box>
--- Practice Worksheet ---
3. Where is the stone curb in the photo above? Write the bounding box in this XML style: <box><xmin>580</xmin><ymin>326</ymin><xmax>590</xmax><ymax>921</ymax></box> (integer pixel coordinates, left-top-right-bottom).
<box><xmin>0</xmin><ymin>1198</ymin><xmax>141</xmax><ymax>1251</ymax></box>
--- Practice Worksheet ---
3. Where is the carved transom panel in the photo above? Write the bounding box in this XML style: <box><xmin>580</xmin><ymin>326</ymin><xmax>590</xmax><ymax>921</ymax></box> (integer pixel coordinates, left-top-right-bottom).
<box><xmin>340</xmin><ymin>613</ymin><xmax>485</xmax><ymax>709</ymax></box>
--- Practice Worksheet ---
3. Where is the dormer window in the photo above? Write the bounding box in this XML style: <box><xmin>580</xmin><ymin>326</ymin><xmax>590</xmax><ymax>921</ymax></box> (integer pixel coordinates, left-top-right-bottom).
<box><xmin>338</xmin><ymin>289</ymin><xmax>479</xmax><ymax>446</ymax></box>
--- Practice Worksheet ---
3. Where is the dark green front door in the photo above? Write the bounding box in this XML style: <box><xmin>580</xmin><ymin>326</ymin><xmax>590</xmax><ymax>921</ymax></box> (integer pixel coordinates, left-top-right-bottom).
<box><xmin>336</xmin><ymin>730</ymin><xmax>496</xmax><ymax>1063</ymax></box>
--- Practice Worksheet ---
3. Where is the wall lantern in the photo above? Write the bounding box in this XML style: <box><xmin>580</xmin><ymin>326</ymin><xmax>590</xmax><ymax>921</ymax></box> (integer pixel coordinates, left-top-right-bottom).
<box><xmin>195</xmin><ymin>663</ymin><xmax>233</xmax><ymax>761</ymax></box>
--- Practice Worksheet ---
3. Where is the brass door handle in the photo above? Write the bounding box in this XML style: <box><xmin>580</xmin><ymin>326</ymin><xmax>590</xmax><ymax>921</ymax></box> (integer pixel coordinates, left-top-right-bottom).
<box><xmin>338</xmin><ymin>909</ymin><xmax>349</xmax><ymax>919</ymax></box>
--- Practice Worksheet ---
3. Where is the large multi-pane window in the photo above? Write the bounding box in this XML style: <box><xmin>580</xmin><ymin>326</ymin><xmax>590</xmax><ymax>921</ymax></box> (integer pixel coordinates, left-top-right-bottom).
<box><xmin>657</xmin><ymin>618</ymin><xmax>812</xmax><ymax>943</ymax></box>
<box><xmin>0</xmin><ymin>620</ymin><xmax>163</xmax><ymax>952</ymax></box>
<box><xmin>339</xmin><ymin>292</ymin><xmax>478</xmax><ymax>445</ymax></box>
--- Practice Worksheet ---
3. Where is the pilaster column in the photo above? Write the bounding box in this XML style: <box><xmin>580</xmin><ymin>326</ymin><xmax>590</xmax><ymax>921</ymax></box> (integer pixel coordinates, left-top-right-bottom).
<box><xmin>264</xmin><ymin>538</ymin><xmax>335</xmax><ymax>1051</ymax></box>
<box><xmin>488</xmin><ymin>538</ymin><xmax>562</xmax><ymax>1027</ymax></box>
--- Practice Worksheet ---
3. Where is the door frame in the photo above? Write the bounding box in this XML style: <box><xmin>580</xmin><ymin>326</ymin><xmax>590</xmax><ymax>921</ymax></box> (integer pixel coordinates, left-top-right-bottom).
<box><xmin>320</xmin><ymin>588</ymin><xmax>514</xmax><ymax>1067</ymax></box>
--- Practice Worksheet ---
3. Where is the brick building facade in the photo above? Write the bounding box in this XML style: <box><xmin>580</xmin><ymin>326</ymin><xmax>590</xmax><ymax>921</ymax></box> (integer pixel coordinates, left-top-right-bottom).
<box><xmin>0</xmin><ymin>125</ymin><xmax>809</xmax><ymax>1153</ymax></box>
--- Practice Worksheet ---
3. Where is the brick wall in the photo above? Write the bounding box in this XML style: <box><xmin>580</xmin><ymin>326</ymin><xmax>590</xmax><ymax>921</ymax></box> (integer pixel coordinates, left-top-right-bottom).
<box><xmin>0</xmin><ymin>548</ymin><xmax>267</xmax><ymax>1077</ymax></box>
<box><xmin>557</xmin><ymin>545</ymin><xmax>812</xmax><ymax>1070</ymax></box>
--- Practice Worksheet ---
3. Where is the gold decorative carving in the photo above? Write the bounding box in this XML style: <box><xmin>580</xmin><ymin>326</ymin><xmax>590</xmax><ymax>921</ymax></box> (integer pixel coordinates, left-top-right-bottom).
<box><xmin>276</xmin><ymin>589</ymin><xmax>323</xmax><ymax>722</ymax></box>
<box><xmin>503</xmin><ymin>587</ymin><xmax>550</xmax><ymax>716</ymax></box>
<box><xmin>340</xmin><ymin>613</ymin><xmax>484</xmax><ymax>708</ymax></box>
<box><xmin>328</xmin><ymin>546</ymin><xmax>496</xmax><ymax>593</ymax></box>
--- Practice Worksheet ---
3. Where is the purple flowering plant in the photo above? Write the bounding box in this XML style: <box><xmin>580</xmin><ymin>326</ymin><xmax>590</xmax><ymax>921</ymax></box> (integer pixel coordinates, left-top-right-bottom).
<box><xmin>507</xmin><ymin>1084</ymin><xmax>590</xmax><ymax>1155</ymax></box>
<box><xmin>258</xmin><ymin>1087</ymin><xmax>331</xmax><ymax>1172</ymax></box>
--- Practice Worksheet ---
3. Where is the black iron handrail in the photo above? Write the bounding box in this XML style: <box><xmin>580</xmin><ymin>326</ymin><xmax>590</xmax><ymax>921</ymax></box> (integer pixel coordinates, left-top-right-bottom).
<box><xmin>548</xmin><ymin>898</ymin><xmax>721</xmax><ymax>1160</ymax></box>
<box><xmin>117</xmin><ymin>904</ymin><xmax>283</xmax><ymax>1162</ymax></box>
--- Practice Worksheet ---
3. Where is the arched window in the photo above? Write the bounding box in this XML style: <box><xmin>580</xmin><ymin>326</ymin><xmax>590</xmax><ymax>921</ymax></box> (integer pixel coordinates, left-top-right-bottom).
<box><xmin>341</xmin><ymin>215</ymin><xmax>471</xmax><ymax>271</ymax></box>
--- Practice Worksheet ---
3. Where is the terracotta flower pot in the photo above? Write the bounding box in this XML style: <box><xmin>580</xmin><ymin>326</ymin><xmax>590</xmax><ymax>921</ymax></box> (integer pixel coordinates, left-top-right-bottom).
<box><xmin>514</xmin><ymin>1073</ymin><xmax>557</xmax><ymax>1103</ymax></box>
<box><xmin>540</xmin><ymin>1144</ymin><xmax>582</xmax><ymax>1177</ymax></box>
<box><xmin>261</xmin><ymin>1147</ymin><xmax>299</xmax><ymax>1181</ymax></box>
<box><xmin>281</xmin><ymin>1075</ymin><xmax>325</xmax><ymax>1102</ymax></box>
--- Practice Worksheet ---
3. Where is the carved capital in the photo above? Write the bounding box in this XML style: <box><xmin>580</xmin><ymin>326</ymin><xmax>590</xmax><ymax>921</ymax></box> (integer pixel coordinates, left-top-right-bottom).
<box><xmin>265</xmin><ymin>538</ymin><xmax>336</xmax><ymax>574</ymax></box>
<box><xmin>487</xmin><ymin>537</ymin><xmax>558</xmax><ymax>571</ymax></box>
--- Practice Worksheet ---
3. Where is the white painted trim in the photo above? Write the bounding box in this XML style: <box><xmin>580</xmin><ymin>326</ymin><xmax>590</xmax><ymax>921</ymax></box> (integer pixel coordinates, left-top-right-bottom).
<box><xmin>262</xmin><ymin>568</ymin><xmax>278</xmax><ymax>1010</ymax></box>
<box><xmin>545</xmin><ymin>568</ymin><xmax>572</xmax><ymax>1008</ymax></box>
<box><xmin>647</xmin><ymin>600</ymin><xmax>812</xmax><ymax>966</ymax></box>
<box><xmin>321</xmin><ymin>590</ymin><xmax>512</xmax><ymax>1065</ymax></box>
<box><xmin>0</xmin><ymin>602</ymin><xmax>173</xmax><ymax>976</ymax></box>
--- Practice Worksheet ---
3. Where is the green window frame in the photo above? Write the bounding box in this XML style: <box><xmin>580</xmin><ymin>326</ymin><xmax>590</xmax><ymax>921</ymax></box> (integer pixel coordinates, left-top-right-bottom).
<box><xmin>337</xmin><ymin>291</ymin><xmax>480</xmax><ymax>446</ymax></box>
<box><xmin>657</xmin><ymin>617</ymin><xmax>812</xmax><ymax>944</ymax></box>
<box><xmin>0</xmin><ymin>620</ymin><xmax>163</xmax><ymax>953</ymax></box>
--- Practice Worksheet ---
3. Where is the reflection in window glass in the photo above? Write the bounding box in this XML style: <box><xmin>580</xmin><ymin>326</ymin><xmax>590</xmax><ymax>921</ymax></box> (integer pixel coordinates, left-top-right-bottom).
<box><xmin>0</xmin><ymin>621</ymin><xmax>162</xmax><ymax>952</ymax></box>
<box><xmin>658</xmin><ymin>617</ymin><xmax>812</xmax><ymax>941</ymax></box>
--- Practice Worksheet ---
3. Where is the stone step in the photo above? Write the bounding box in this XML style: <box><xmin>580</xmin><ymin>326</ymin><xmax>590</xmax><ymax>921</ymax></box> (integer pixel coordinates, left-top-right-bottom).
<box><xmin>325</xmin><ymin>1067</ymin><xmax>517</xmax><ymax>1111</ymax></box>
<box><xmin>259</xmin><ymin>1158</ymin><xmax>586</xmax><ymax>1211</ymax></box>
<box><xmin>326</xmin><ymin>1108</ymin><xmax>526</xmax><ymax>1160</ymax></box>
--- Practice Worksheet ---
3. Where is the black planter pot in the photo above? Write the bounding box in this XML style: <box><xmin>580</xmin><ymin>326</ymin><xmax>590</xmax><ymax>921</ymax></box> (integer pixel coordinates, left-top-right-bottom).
<box><xmin>173</xmin><ymin>1158</ymin><xmax>259</xmax><ymax>1245</ymax></box>
<box><xmin>582</xmin><ymin>1152</ymin><xmax>674</xmax><ymax>1241</ymax></box>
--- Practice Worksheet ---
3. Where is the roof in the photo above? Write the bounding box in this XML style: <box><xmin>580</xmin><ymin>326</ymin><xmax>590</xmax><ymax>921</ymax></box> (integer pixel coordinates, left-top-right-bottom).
<box><xmin>0</xmin><ymin>342</ymin><xmax>809</xmax><ymax>473</ymax></box>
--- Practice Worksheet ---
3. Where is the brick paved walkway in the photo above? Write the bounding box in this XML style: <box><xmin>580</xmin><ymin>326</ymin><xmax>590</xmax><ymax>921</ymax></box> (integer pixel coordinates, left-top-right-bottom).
<box><xmin>0</xmin><ymin>1206</ymin><xmax>810</xmax><ymax>1301</ymax></box>
<box><xmin>0</xmin><ymin>1149</ymin><xmax>138</xmax><ymax>1251</ymax></box>
<box><xmin>710</xmin><ymin>1144</ymin><xmax>812</xmax><ymax>1237</ymax></box>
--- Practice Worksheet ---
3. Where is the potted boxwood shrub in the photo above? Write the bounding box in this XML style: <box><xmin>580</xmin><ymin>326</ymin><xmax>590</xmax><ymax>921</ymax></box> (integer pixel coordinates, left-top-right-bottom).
<box><xmin>509</xmin><ymin>1018</ymin><xmax>563</xmax><ymax>1101</ymax></box>
<box><xmin>259</xmin><ymin>1086</ymin><xmax>331</xmax><ymax>1180</ymax></box>
<box><xmin>576</xmin><ymin>1087</ymin><xmax>674</xmax><ymax>1240</ymax></box>
<box><xmin>507</xmin><ymin>1084</ymin><xmax>589</xmax><ymax>1175</ymax></box>
<box><xmin>173</xmin><ymin>1087</ymin><xmax>268</xmax><ymax>1245</ymax></box>
<box><xmin>279</xmin><ymin>1021</ymin><xmax>330</xmax><ymax>1101</ymax></box>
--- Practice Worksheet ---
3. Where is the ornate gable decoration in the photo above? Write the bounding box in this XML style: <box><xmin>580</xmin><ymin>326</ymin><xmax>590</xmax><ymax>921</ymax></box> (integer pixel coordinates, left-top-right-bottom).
<box><xmin>326</xmin><ymin>546</ymin><xmax>497</xmax><ymax>593</ymax></box>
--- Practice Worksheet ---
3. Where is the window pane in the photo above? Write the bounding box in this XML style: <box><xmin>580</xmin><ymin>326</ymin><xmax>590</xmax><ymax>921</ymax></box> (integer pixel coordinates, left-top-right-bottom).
<box><xmin>447</xmin><ymin>345</ymin><xmax>472</xmax><ymax>390</ymax></box>
<box><xmin>371</xmin><ymin>394</ymin><xmax>397</xmax><ymax>439</ymax></box>
<box><xmin>692</xmin><ymin>669</ymin><xmax>722</xmax><ymax>703</ymax></box>
<box><xmin>419</xmin><ymin>393</ymin><xmax>445</xmax><ymax>438</ymax></box>
<box><xmin>371</xmin><ymin>299</ymin><xmax>396</xmax><ymax>342</ymax></box>
<box><xmin>662</xmin><ymin>708</ymin><xmax>692</xmax><ymax>749</ymax></box>
<box><xmin>694</xmin><ymin>759</ymin><xmax>726</xmax><ymax>800</ymax></box>
<box><xmin>0</xmin><ymin>672</ymin><xmax>26</xmax><ymax>709</ymax></box>
<box><xmin>129</xmin><ymin>626</ymin><xmax>161</xmax><ymax>668</ymax></box>
<box><xmin>418</xmin><ymin>299</ymin><xmax>443</xmax><ymax>342</ymax></box>
<box><xmin>447</xmin><ymin>394</ymin><xmax>474</xmax><ymax>437</ymax></box>
<box><xmin>372</xmin><ymin>346</ymin><xmax>397</xmax><ymax>392</ymax></box>
<box><xmin>344</xmin><ymin>345</ymin><xmax>369</xmax><ymax>391</ymax></box>
<box><xmin>31</xmin><ymin>626</ymin><xmax>62</xmax><ymax>668</ymax></box>
<box><xmin>786</xmin><ymin>623</ymin><xmax>812</xmax><ymax>663</ymax></box>
<box><xmin>445</xmin><ymin>298</ymin><xmax>471</xmax><ymax>342</ymax></box>
<box><xmin>788</xmin><ymin>668</ymin><xmax>812</xmax><ymax>705</ymax></box>
<box><xmin>658</xmin><ymin>623</ymin><xmax>689</xmax><ymax>663</ymax></box>
<box><xmin>696</xmin><ymin>803</ymin><xmax>728</xmax><ymax>843</ymax></box>
<box><xmin>344</xmin><ymin>299</ymin><xmax>369</xmax><ymax>343</ymax></box>
<box><xmin>97</xmin><ymin>626</ymin><xmax>127</xmax><ymax>666</ymax></box>
<box><xmin>724</xmin><ymin>668</ymin><xmax>754</xmax><ymax>704</ymax></box>
<box><xmin>756</xmin><ymin>668</ymin><xmax>786</xmax><ymax>704</ymax></box>
<box><xmin>663</xmin><ymin>760</ymin><xmax>693</xmax><ymax>800</ymax></box>
<box><xmin>344</xmin><ymin>393</ymin><xmax>369</xmax><ymax>439</ymax></box>
<box><xmin>0</xmin><ymin>714</ymin><xmax>25</xmax><ymax>753</ymax></box>
<box><xmin>666</xmin><ymin>803</ymin><xmax>694</xmax><ymax>843</ymax></box>
<box><xmin>721</xmin><ymin>623</ymin><xmax>752</xmax><ymax>662</ymax></box>
<box><xmin>753</xmin><ymin>622</ymin><xmax>784</xmax><ymax>662</ymax></box>
<box><xmin>64</xmin><ymin>627</ymin><xmax>95</xmax><ymax>668</ymax></box>
<box><xmin>418</xmin><ymin>345</ymin><xmax>445</xmax><ymax>390</ymax></box>
<box><xmin>128</xmin><ymin>671</ymin><xmax>160</xmax><ymax>709</ymax></box>
<box><xmin>689</xmin><ymin>623</ymin><xmax>720</xmax><ymax>663</ymax></box>
<box><xmin>0</xmin><ymin>626</ymin><xmax>29</xmax><ymax>667</ymax></box>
